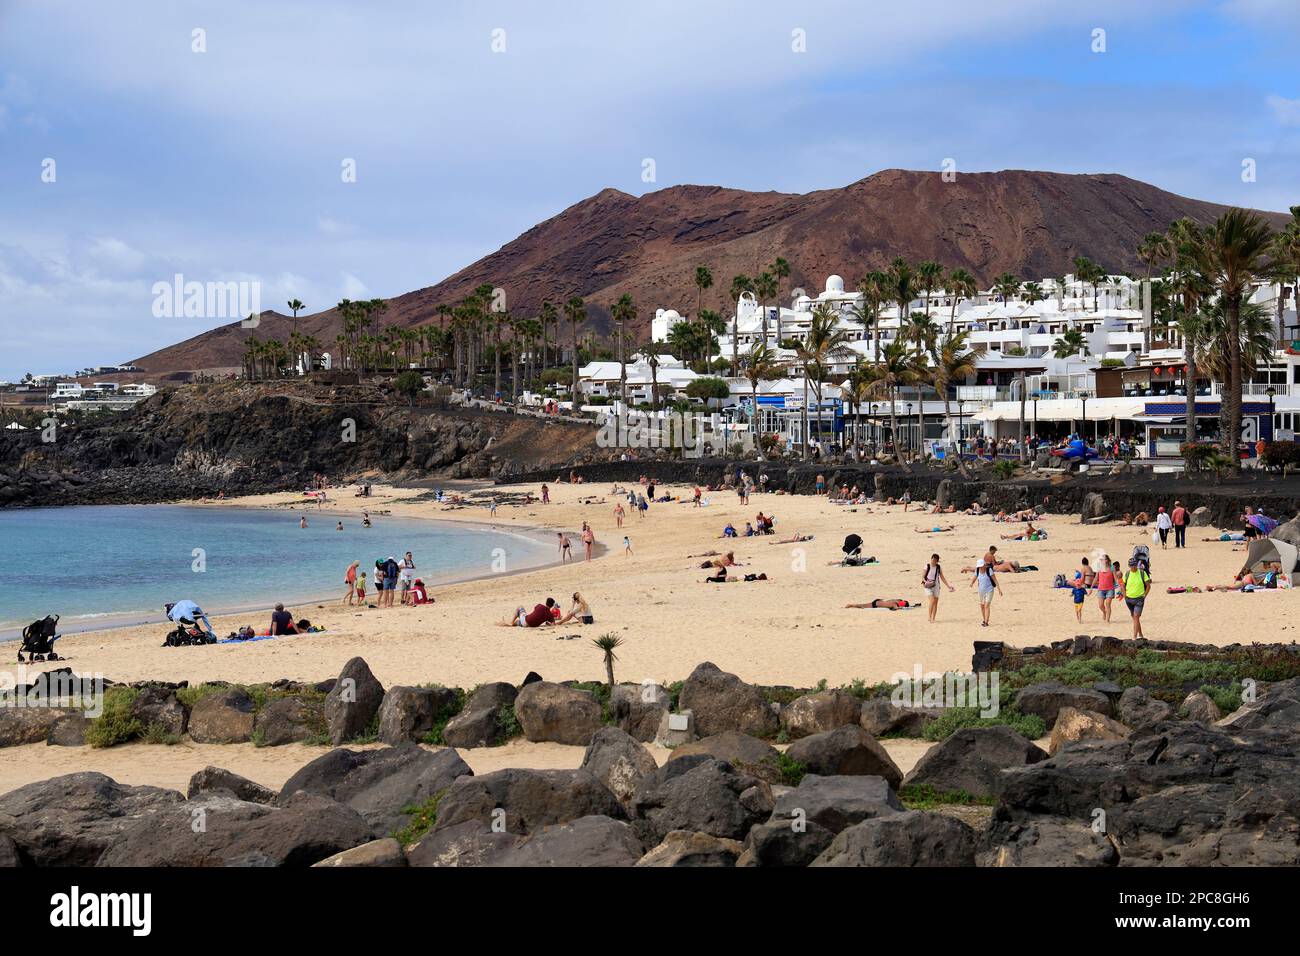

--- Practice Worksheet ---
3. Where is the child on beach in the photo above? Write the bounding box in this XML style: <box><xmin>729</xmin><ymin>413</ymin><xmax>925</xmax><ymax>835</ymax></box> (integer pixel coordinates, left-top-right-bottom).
<box><xmin>970</xmin><ymin>558</ymin><xmax>1003</xmax><ymax>627</ymax></box>
<box><xmin>623</xmin><ymin>536</ymin><xmax>632</xmax><ymax>556</ymax></box>
<box><xmin>355</xmin><ymin>571</ymin><xmax>367</xmax><ymax>604</ymax></box>
<box><xmin>559</xmin><ymin>532</ymin><xmax>572</xmax><ymax>562</ymax></box>
<box><xmin>1071</xmin><ymin>557</ymin><xmax>1092</xmax><ymax>622</ymax></box>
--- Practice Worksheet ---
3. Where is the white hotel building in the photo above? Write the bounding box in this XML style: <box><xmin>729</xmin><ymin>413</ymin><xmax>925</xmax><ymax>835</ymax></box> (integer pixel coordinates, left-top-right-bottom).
<box><xmin>645</xmin><ymin>273</ymin><xmax>1300</xmax><ymax>457</ymax></box>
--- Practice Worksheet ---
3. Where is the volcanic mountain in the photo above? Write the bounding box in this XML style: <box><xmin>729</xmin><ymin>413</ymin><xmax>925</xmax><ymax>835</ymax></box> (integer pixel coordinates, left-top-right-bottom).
<box><xmin>133</xmin><ymin>168</ymin><xmax>1289</xmax><ymax>373</ymax></box>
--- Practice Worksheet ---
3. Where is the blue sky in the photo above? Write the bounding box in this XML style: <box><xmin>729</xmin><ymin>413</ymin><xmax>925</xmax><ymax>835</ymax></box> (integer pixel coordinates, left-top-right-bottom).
<box><xmin>2</xmin><ymin>0</ymin><xmax>1298</xmax><ymax>380</ymax></box>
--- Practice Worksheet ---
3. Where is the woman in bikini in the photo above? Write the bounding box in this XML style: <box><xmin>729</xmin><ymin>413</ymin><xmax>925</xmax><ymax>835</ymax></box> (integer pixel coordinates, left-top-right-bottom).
<box><xmin>845</xmin><ymin>598</ymin><xmax>911</xmax><ymax>609</ymax></box>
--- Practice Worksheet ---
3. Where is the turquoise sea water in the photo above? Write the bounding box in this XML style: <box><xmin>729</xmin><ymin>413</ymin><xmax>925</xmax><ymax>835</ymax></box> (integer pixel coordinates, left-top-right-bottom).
<box><xmin>0</xmin><ymin>504</ymin><xmax>553</xmax><ymax>638</ymax></box>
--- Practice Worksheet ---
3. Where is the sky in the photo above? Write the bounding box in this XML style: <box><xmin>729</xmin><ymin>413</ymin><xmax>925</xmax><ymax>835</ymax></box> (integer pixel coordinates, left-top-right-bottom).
<box><xmin>1</xmin><ymin>0</ymin><xmax>1298</xmax><ymax>380</ymax></box>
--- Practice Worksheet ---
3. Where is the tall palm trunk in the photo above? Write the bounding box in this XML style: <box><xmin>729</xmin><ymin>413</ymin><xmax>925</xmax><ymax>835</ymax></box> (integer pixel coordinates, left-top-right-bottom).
<box><xmin>1184</xmin><ymin>340</ymin><xmax>1198</xmax><ymax>448</ymax></box>
<box><xmin>571</xmin><ymin>323</ymin><xmax>580</xmax><ymax>405</ymax></box>
<box><xmin>1225</xmin><ymin>297</ymin><xmax>1243</xmax><ymax>472</ymax></box>
<box><xmin>751</xmin><ymin>381</ymin><xmax>765</xmax><ymax>460</ymax></box>
<box><xmin>617</xmin><ymin>324</ymin><xmax>626</xmax><ymax>406</ymax></box>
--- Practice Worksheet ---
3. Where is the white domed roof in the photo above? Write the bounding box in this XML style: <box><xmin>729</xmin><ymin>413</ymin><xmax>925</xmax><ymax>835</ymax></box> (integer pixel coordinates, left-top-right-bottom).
<box><xmin>661</xmin><ymin>309</ymin><xmax>681</xmax><ymax>321</ymax></box>
<box><xmin>795</xmin><ymin>294</ymin><xmax>812</xmax><ymax>307</ymax></box>
<box><xmin>825</xmin><ymin>275</ymin><xmax>844</xmax><ymax>294</ymax></box>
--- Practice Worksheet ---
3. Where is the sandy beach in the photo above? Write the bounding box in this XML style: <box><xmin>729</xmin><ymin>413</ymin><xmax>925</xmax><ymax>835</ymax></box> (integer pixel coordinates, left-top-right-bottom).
<box><xmin>4</xmin><ymin>478</ymin><xmax>1293</xmax><ymax>793</ymax></box>
<box><xmin>26</xmin><ymin>478</ymin><xmax>1296</xmax><ymax>690</ymax></box>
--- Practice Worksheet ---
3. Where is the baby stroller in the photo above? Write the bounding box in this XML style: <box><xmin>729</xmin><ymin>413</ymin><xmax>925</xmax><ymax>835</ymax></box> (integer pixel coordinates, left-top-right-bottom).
<box><xmin>18</xmin><ymin>614</ymin><xmax>62</xmax><ymax>662</ymax></box>
<box><xmin>1131</xmin><ymin>544</ymin><xmax>1151</xmax><ymax>574</ymax></box>
<box><xmin>163</xmin><ymin>620</ymin><xmax>217</xmax><ymax>647</ymax></box>
<box><xmin>841</xmin><ymin>533</ymin><xmax>873</xmax><ymax>566</ymax></box>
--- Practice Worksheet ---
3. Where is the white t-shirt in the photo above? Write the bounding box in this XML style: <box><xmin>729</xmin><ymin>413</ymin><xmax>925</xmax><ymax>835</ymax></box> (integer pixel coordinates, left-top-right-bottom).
<box><xmin>1156</xmin><ymin>512</ymin><xmax>1173</xmax><ymax>530</ymax></box>
<box><xmin>399</xmin><ymin>558</ymin><xmax>416</xmax><ymax>581</ymax></box>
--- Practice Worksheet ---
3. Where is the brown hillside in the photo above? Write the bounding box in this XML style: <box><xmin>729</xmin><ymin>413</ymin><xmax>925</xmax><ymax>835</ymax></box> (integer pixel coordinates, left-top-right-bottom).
<box><xmin>134</xmin><ymin>169</ymin><xmax>1290</xmax><ymax>373</ymax></box>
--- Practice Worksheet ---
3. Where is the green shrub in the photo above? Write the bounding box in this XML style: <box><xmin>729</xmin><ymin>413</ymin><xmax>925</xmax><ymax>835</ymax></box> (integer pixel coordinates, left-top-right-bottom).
<box><xmin>494</xmin><ymin>706</ymin><xmax>522</xmax><ymax>745</ymax></box>
<box><xmin>86</xmin><ymin>687</ymin><xmax>143</xmax><ymax>748</ymax></box>
<box><xmin>774</xmin><ymin>753</ymin><xmax>806</xmax><ymax>787</ymax></box>
<box><xmin>922</xmin><ymin>707</ymin><xmax>1046</xmax><ymax>742</ymax></box>
<box><xmin>993</xmin><ymin>459</ymin><xmax>1018</xmax><ymax>479</ymax></box>
<box><xmin>898</xmin><ymin>784</ymin><xmax>995</xmax><ymax>809</ymax></box>
<box><xmin>142</xmin><ymin>722</ymin><xmax>182</xmax><ymax>746</ymax></box>
<box><xmin>420</xmin><ymin>688</ymin><xmax>467</xmax><ymax>746</ymax></box>
<box><xmin>392</xmin><ymin>789</ymin><xmax>448</xmax><ymax>846</ymax></box>
<box><xmin>1198</xmin><ymin>682</ymin><xmax>1243</xmax><ymax>715</ymax></box>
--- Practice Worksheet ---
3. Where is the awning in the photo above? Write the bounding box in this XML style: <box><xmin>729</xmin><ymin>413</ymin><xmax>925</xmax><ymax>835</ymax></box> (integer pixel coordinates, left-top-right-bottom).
<box><xmin>972</xmin><ymin>399</ymin><xmax>1145</xmax><ymax>423</ymax></box>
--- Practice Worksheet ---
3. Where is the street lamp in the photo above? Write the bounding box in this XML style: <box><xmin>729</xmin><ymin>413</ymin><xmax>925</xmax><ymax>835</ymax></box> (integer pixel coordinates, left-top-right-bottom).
<box><xmin>1267</xmin><ymin>385</ymin><xmax>1277</xmax><ymax>445</ymax></box>
<box><xmin>1032</xmin><ymin>394</ymin><xmax>1039</xmax><ymax>442</ymax></box>
<box><xmin>957</xmin><ymin>399</ymin><xmax>965</xmax><ymax>457</ymax></box>
<box><xmin>906</xmin><ymin>402</ymin><xmax>914</xmax><ymax>455</ymax></box>
<box><xmin>1078</xmin><ymin>390</ymin><xmax>1091</xmax><ymax>443</ymax></box>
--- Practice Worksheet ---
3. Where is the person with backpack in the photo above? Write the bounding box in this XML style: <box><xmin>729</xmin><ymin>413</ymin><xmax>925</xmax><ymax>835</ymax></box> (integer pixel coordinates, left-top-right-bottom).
<box><xmin>969</xmin><ymin>556</ymin><xmax>1003</xmax><ymax>628</ymax></box>
<box><xmin>921</xmin><ymin>553</ymin><xmax>954</xmax><ymax>623</ymax></box>
<box><xmin>1123</xmin><ymin>557</ymin><xmax>1151</xmax><ymax>638</ymax></box>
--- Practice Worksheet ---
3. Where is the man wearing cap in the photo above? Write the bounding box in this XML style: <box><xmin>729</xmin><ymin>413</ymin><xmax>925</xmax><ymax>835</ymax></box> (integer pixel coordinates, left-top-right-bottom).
<box><xmin>1122</xmin><ymin>558</ymin><xmax>1151</xmax><ymax>638</ymax></box>
<box><xmin>1171</xmin><ymin>500</ymin><xmax>1188</xmax><ymax>549</ymax></box>
<box><xmin>382</xmin><ymin>555</ymin><xmax>400</xmax><ymax>608</ymax></box>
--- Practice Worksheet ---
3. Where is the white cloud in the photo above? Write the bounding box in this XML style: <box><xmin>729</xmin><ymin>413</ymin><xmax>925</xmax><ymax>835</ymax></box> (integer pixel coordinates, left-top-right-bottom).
<box><xmin>340</xmin><ymin>272</ymin><xmax>369</xmax><ymax>299</ymax></box>
<box><xmin>1267</xmin><ymin>94</ymin><xmax>1300</xmax><ymax>127</ymax></box>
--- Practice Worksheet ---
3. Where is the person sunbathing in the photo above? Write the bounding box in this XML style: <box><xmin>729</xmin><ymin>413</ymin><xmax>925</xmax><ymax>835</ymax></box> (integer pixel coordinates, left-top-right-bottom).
<box><xmin>930</xmin><ymin>503</ymin><xmax>956</xmax><ymax>514</ymax></box>
<box><xmin>1205</xmin><ymin>532</ymin><xmax>1247</xmax><ymax>542</ymax></box>
<box><xmin>699</xmin><ymin>551</ymin><xmax>740</xmax><ymax>569</ymax></box>
<box><xmin>961</xmin><ymin>558</ymin><xmax>1024</xmax><ymax>573</ymax></box>
<box><xmin>1207</xmin><ymin>572</ymin><xmax>1258</xmax><ymax>591</ymax></box>
<box><xmin>844</xmin><ymin>598</ymin><xmax>912</xmax><ymax>610</ymax></box>
<box><xmin>1001</xmin><ymin>523</ymin><xmax>1044</xmax><ymax>541</ymax></box>
<box><xmin>914</xmin><ymin>525</ymin><xmax>955</xmax><ymax>533</ymax></box>
<box><xmin>775</xmin><ymin>532</ymin><xmax>813</xmax><ymax>543</ymax></box>
<box><xmin>962</xmin><ymin>502</ymin><xmax>984</xmax><ymax>515</ymax></box>
<box><xmin>1133</xmin><ymin>511</ymin><xmax>1150</xmax><ymax>526</ymax></box>
<box><xmin>702</xmin><ymin>567</ymin><xmax>768</xmax><ymax>583</ymax></box>
<box><xmin>828</xmin><ymin>554</ymin><xmax>878</xmax><ymax>566</ymax></box>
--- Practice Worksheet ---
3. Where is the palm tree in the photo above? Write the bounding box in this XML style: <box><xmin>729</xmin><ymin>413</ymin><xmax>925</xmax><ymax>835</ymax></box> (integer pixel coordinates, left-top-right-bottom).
<box><xmin>1073</xmin><ymin>257</ymin><xmax>1104</xmax><ymax>312</ymax></box>
<box><xmin>930</xmin><ymin>330</ymin><xmax>977</xmax><ymax>477</ymax></box>
<box><xmin>539</xmin><ymin>301</ymin><xmax>557</xmax><ymax>371</ymax></box>
<box><xmin>904</xmin><ymin>311</ymin><xmax>938</xmax><ymax>459</ymax></box>
<box><xmin>694</xmin><ymin>266</ymin><xmax>713</xmax><ymax>320</ymax></box>
<box><xmin>854</xmin><ymin>271</ymin><xmax>890</xmax><ymax>361</ymax></box>
<box><xmin>564</xmin><ymin>296</ymin><xmax>586</xmax><ymax>404</ymax></box>
<box><xmin>1193</xmin><ymin>208</ymin><xmax>1275</xmax><ymax>470</ymax></box>
<box><xmin>754</xmin><ymin>272</ymin><xmax>779</xmax><ymax>347</ymax></box>
<box><xmin>611</xmin><ymin>293</ymin><xmax>636</xmax><ymax>405</ymax></box>
<box><xmin>697</xmin><ymin>309</ymin><xmax>724</xmax><ymax>371</ymax></box>
<box><xmin>1022</xmin><ymin>281</ymin><xmax>1045</xmax><ymax>307</ymax></box>
<box><xmin>648</xmin><ymin>351</ymin><xmax>661</xmax><ymax>414</ymax></box>
<box><xmin>770</xmin><ymin>257</ymin><xmax>791</xmax><ymax>345</ymax></box>
<box><xmin>916</xmin><ymin>261</ymin><xmax>943</xmax><ymax>318</ymax></box>
<box><xmin>1270</xmin><ymin>208</ymin><xmax>1300</xmax><ymax>344</ymax></box>
<box><xmin>889</xmin><ymin>257</ymin><xmax>915</xmax><ymax>342</ymax></box>
<box><xmin>795</xmin><ymin>305</ymin><xmax>854</xmax><ymax>458</ymax></box>
<box><xmin>592</xmin><ymin>633</ymin><xmax>624</xmax><ymax>695</ymax></box>
<box><xmin>744</xmin><ymin>341</ymin><xmax>785</xmax><ymax>459</ymax></box>
<box><xmin>287</xmin><ymin>298</ymin><xmax>305</xmax><ymax>338</ymax></box>
<box><xmin>1052</xmin><ymin>328</ymin><xmax>1090</xmax><ymax>359</ymax></box>
<box><xmin>993</xmin><ymin>273</ymin><xmax>1020</xmax><ymax>310</ymax></box>
<box><xmin>866</xmin><ymin>339</ymin><xmax>918</xmax><ymax>470</ymax></box>
<box><xmin>840</xmin><ymin>362</ymin><xmax>880</xmax><ymax>457</ymax></box>
<box><xmin>946</xmin><ymin>268</ymin><xmax>977</xmax><ymax>335</ymax></box>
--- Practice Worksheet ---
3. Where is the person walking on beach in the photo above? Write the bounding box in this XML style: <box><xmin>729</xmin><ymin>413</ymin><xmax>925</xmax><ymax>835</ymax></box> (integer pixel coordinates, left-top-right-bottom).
<box><xmin>1123</xmin><ymin>557</ymin><xmax>1151</xmax><ymax>638</ymax></box>
<box><xmin>1071</xmin><ymin>557</ymin><xmax>1093</xmax><ymax>623</ymax></box>
<box><xmin>399</xmin><ymin>551</ymin><xmax>416</xmax><ymax>605</ymax></box>
<box><xmin>614</xmin><ymin>502</ymin><xmax>625</xmax><ymax>528</ymax></box>
<box><xmin>693</xmin><ymin>486</ymin><xmax>702</xmax><ymax>507</ymax></box>
<box><xmin>559</xmin><ymin>532</ymin><xmax>573</xmax><ymax>562</ymax></box>
<box><xmin>581</xmin><ymin>523</ymin><xmax>595</xmax><ymax>561</ymax></box>
<box><xmin>541</xmin><ymin>483</ymin><xmax>550</xmax><ymax>504</ymax></box>
<box><xmin>1095</xmin><ymin>555</ymin><xmax>1116</xmax><ymax>623</ymax></box>
<box><xmin>921</xmin><ymin>553</ymin><xmax>954</xmax><ymax>623</ymax></box>
<box><xmin>489</xmin><ymin>496</ymin><xmax>498</xmax><ymax>520</ymax></box>
<box><xmin>1155</xmin><ymin>506</ymin><xmax>1172</xmax><ymax>550</ymax></box>
<box><xmin>344</xmin><ymin>560</ymin><xmax>360</xmax><ymax>606</ymax></box>
<box><xmin>623</xmin><ymin>535</ymin><xmax>632</xmax><ymax>556</ymax></box>
<box><xmin>970</xmin><ymin>557</ymin><xmax>1002</xmax><ymax>628</ymax></box>
<box><xmin>1171</xmin><ymin>500</ymin><xmax>1188</xmax><ymax>549</ymax></box>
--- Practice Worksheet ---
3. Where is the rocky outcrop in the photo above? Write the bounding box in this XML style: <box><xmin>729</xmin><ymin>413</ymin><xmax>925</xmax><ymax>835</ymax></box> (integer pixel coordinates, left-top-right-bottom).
<box><xmin>278</xmin><ymin>745</ymin><xmax>472</xmax><ymax>839</ymax></box>
<box><xmin>769</xmin><ymin>774</ymin><xmax>903</xmax><ymax>835</ymax></box>
<box><xmin>324</xmin><ymin>658</ymin><xmax>385</xmax><ymax>745</ymax></box>
<box><xmin>581</xmin><ymin>727</ymin><xmax>658</xmax><ymax>806</ymax></box>
<box><xmin>255</xmin><ymin>695</ymin><xmax>325</xmax><ymax>746</ymax></box>
<box><xmin>188</xmin><ymin>689</ymin><xmax>256</xmax><ymax>744</ymax></box>
<box><xmin>636</xmin><ymin>830</ymin><xmax>743</xmax><ymax>867</ymax></box>
<box><xmin>812</xmin><ymin>812</ymin><xmax>978</xmax><ymax>867</ymax></box>
<box><xmin>902</xmin><ymin>726</ymin><xmax>1047</xmax><ymax>797</ymax></box>
<box><xmin>611</xmin><ymin>683</ymin><xmax>670</xmax><ymax>742</ymax></box>
<box><xmin>0</xmin><ymin>772</ymin><xmax>183</xmax><ymax>866</ymax></box>
<box><xmin>1116</xmin><ymin>686</ymin><xmax>1174</xmax><ymax>729</ymax></box>
<box><xmin>313</xmin><ymin>837</ymin><xmax>407</xmax><ymax>868</ymax></box>
<box><xmin>780</xmin><ymin>689</ymin><xmax>862</xmax><ymax>739</ymax></box>
<box><xmin>1013</xmin><ymin>681</ymin><xmax>1113</xmax><ymax>728</ymax></box>
<box><xmin>97</xmin><ymin>791</ymin><xmax>372</xmax><ymax>867</ymax></box>
<box><xmin>1181</xmin><ymin>691</ymin><xmax>1222</xmax><ymax>724</ymax></box>
<box><xmin>858</xmin><ymin>698</ymin><xmax>940</xmax><ymax>738</ymax></box>
<box><xmin>432</xmin><ymin>769</ymin><xmax>624</xmax><ymax>836</ymax></box>
<box><xmin>0</xmin><ymin>708</ymin><xmax>79</xmax><ymax>747</ymax></box>
<box><xmin>407</xmin><ymin>815</ymin><xmax>642</xmax><ymax>867</ymax></box>
<box><xmin>1047</xmin><ymin>707</ymin><xmax>1132</xmax><ymax>755</ymax></box>
<box><xmin>377</xmin><ymin>686</ymin><xmax>459</xmax><ymax>745</ymax></box>
<box><xmin>677</xmin><ymin>662</ymin><xmax>778</xmax><ymax>739</ymax></box>
<box><xmin>665</xmin><ymin>731</ymin><xmax>782</xmax><ymax>783</ymax></box>
<box><xmin>441</xmin><ymin>682</ymin><xmax>516</xmax><ymax>749</ymax></box>
<box><xmin>514</xmin><ymin>681</ymin><xmax>603</xmax><ymax>746</ymax></box>
<box><xmin>784</xmin><ymin>726</ymin><xmax>903</xmax><ymax>787</ymax></box>
<box><xmin>187</xmin><ymin>767</ymin><xmax>277</xmax><ymax>805</ymax></box>
<box><xmin>629</xmin><ymin>757</ymin><xmax>773</xmax><ymax>846</ymax></box>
